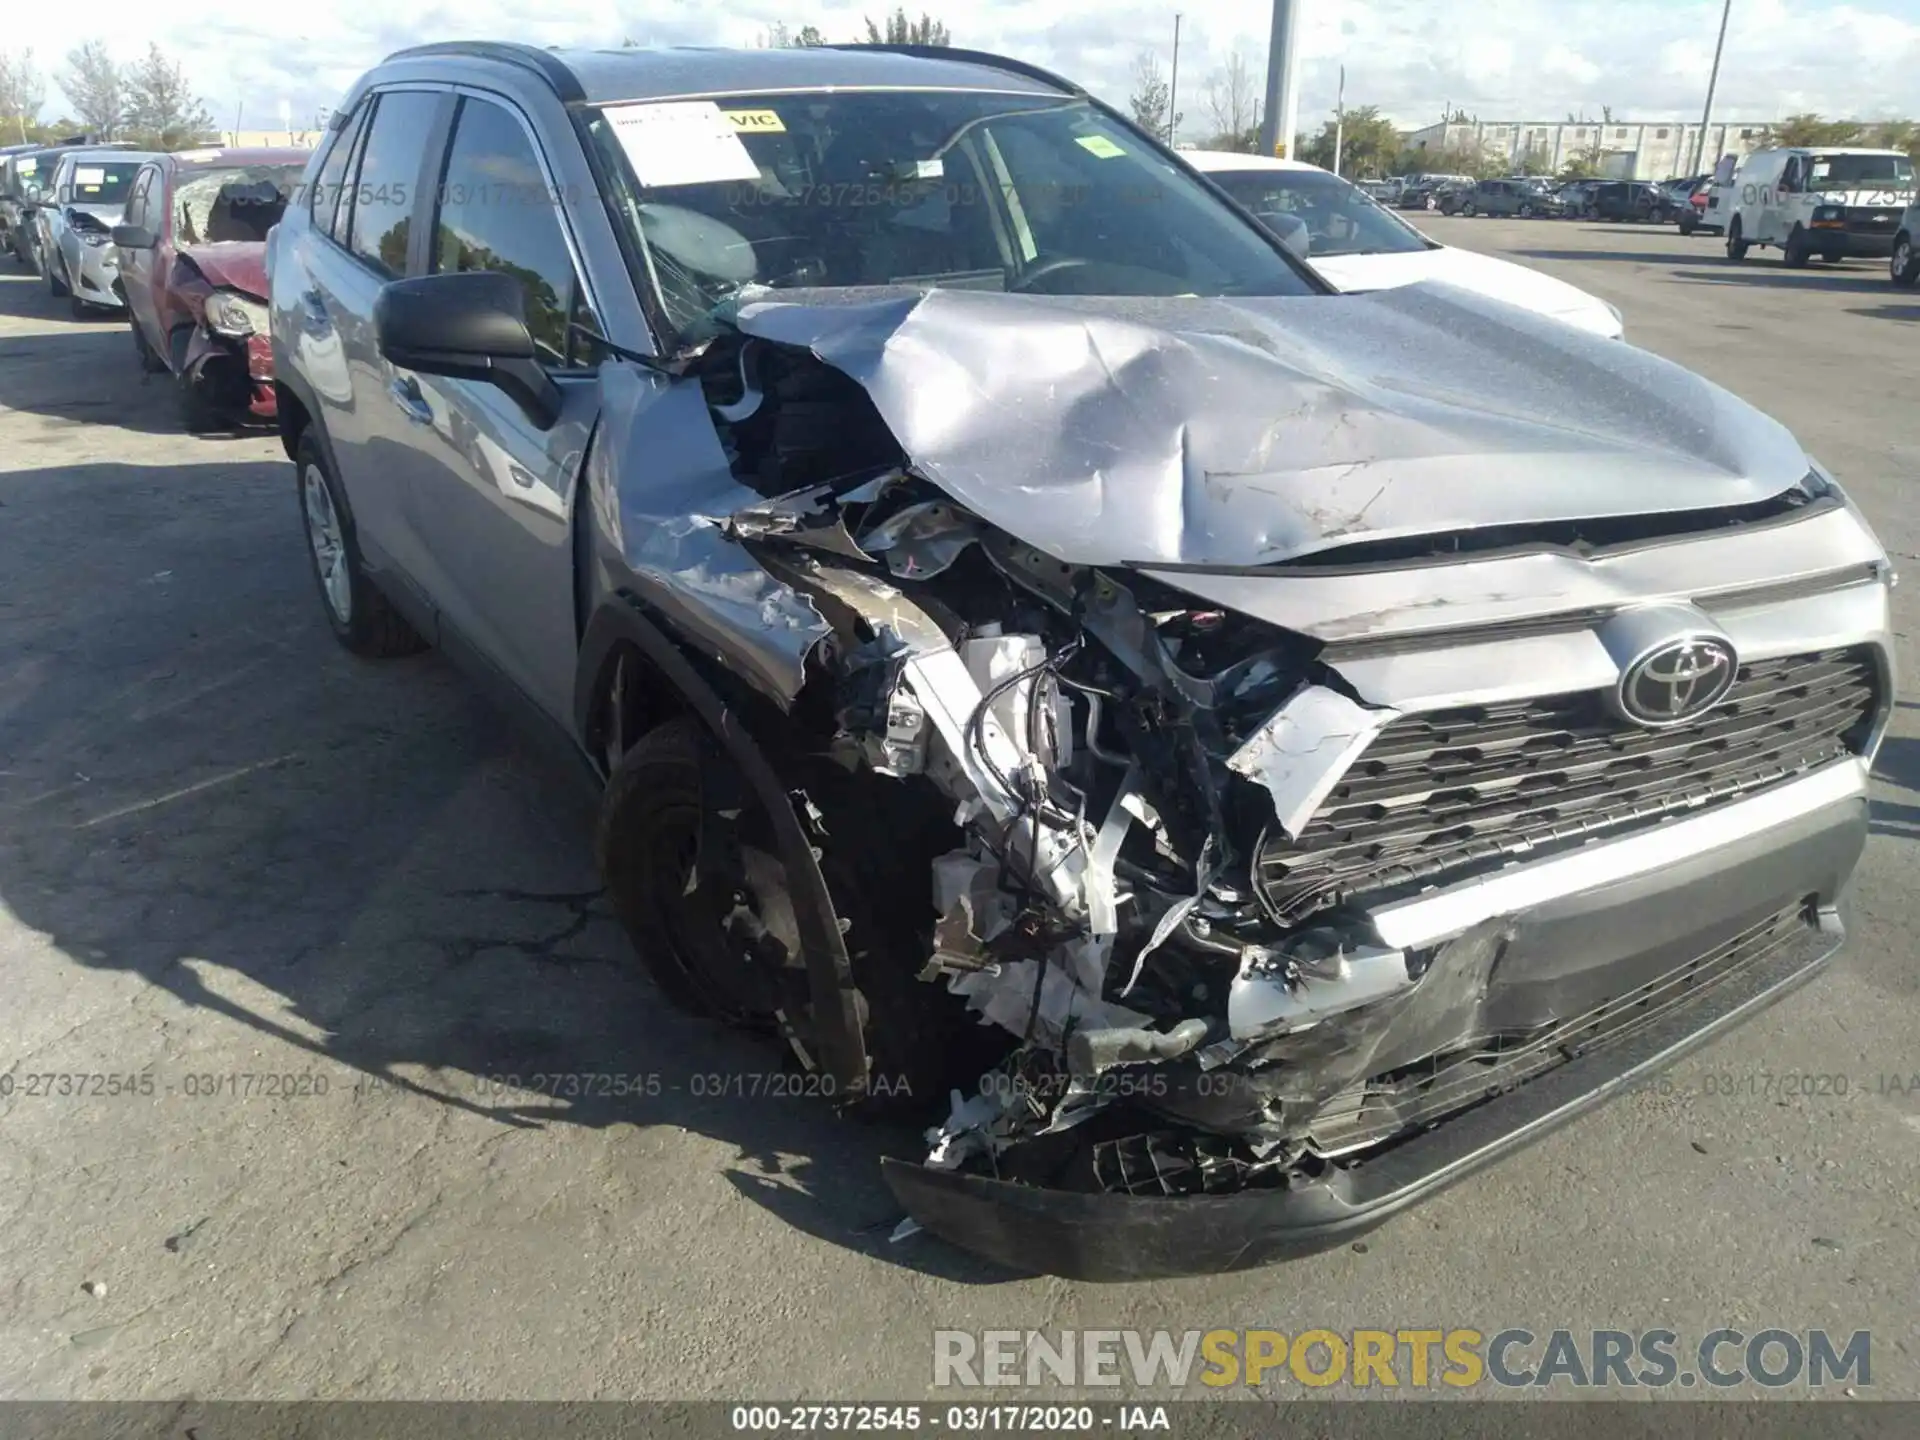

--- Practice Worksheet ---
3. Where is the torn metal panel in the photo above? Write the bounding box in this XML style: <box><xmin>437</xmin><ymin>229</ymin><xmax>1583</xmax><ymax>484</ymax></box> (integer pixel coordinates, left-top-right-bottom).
<box><xmin>589</xmin><ymin>361</ymin><xmax>831</xmax><ymax>704</ymax></box>
<box><xmin>727</xmin><ymin>283</ymin><xmax>1811</xmax><ymax>569</ymax></box>
<box><xmin>1228</xmin><ymin>685</ymin><xmax>1400</xmax><ymax>839</ymax></box>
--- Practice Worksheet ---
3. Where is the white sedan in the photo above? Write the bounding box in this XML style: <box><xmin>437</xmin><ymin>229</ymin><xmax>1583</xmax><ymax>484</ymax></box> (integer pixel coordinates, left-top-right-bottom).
<box><xmin>1184</xmin><ymin>151</ymin><xmax>1625</xmax><ymax>341</ymax></box>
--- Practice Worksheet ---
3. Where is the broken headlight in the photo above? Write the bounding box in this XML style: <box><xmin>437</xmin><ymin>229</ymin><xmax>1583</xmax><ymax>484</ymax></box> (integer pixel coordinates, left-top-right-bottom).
<box><xmin>203</xmin><ymin>290</ymin><xmax>269</xmax><ymax>338</ymax></box>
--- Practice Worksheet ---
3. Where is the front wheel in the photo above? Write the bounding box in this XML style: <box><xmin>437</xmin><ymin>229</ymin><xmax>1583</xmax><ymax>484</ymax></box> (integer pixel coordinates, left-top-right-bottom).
<box><xmin>1892</xmin><ymin>233</ymin><xmax>1919</xmax><ymax>287</ymax></box>
<box><xmin>1517</xmin><ymin>203</ymin><xmax>1533</xmax><ymax>218</ymax></box>
<box><xmin>295</xmin><ymin>429</ymin><xmax>427</xmax><ymax>658</ymax></box>
<box><xmin>46</xmin><ymin>254</ymin><xmax>69</xmax><ymax>298</ymax></box>
<box><xmin>1783</xmin><ymin>226</ymin><xmax>1810</xmax><ymax>268</ymax></box>
<box><xmin>1726</xmin><ymin>218</ymin><xmax>1750</xmax><ymax>262</ymax></box>
<box><xmin>1678</xmin><ymin>216</ymin><xmax>1697</xmax><ymax>236</ymax></box>
<box><xmin>1462</xmin><ymin>199</ymin><xmax>1477</xmax><ymax>217</ymax></box>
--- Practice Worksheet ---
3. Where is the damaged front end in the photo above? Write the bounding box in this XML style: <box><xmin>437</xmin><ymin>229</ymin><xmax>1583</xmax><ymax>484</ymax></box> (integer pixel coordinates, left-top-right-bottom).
<box><xmin>590</xmin><ymin>284</ymin><xmax>1887</xmax><ymax>1280</ymax></box>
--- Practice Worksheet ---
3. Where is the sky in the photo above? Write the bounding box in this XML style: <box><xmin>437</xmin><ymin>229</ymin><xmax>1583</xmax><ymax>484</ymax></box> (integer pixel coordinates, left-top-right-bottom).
<box><xmin>7</xmin><ymin>0</ymin><xmax>1920</xmax><ymax>143</ymax></box>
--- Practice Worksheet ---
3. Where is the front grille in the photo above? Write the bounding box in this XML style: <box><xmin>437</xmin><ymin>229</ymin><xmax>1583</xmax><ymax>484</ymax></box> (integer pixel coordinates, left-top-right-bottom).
<box><xmin>1844</xmin><ymin>206</ymin><xmax>1902</xmax><ymax>232</ymax></box>
<box><xmin>1254</xmin><ymin>647</ymin><xmax>1879</xmax><ymax>927</ymax></box>
<box><xmin>1305</xmin><ymin>899</ymin><xmax>1815</xmax><ymax>1157</ymax></box>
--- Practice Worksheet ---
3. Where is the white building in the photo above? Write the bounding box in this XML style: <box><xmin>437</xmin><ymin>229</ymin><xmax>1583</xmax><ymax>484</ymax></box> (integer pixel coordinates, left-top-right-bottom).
<box><xmin>1401</xmin><ymin>118</ymin><xmax>1780</xmax><ymax>180</ymax></box>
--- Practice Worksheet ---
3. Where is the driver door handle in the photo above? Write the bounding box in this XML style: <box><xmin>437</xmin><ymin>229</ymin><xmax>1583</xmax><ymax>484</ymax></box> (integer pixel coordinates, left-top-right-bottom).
<box><xmin>388</xmin><ymin>375</ymin><xmax>433</xmax><ymax>426</ymax></box>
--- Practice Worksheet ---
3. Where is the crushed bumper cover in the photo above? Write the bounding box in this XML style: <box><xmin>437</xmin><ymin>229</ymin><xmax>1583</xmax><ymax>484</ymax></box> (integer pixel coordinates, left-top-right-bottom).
<box><xmin>184</xmin><ymin>329</ymin><xmax>277</xmax><ymax>420</ymax></box>
<box><xmin>886</xmin><ymin>769</ymin><xmax>1866</xmax><ymax>1281</ymax></box>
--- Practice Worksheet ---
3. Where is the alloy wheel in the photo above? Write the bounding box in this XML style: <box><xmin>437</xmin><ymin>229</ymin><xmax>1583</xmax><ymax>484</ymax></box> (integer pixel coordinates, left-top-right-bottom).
<box><xmin>301</xmin><ymin>464</ymin><xmax>352</xmax><ymax>625</ymax></box>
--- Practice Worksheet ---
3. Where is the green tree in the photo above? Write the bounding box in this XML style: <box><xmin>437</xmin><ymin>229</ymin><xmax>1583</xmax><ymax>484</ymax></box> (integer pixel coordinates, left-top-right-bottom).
<box><xmin>0</xmin><ymin>47</ymin><xmax>47</xmax><ymax>143</ymax></box>
<box><xmin>1767</xmin><ymin>113</ymin><xmax>1864</xmax><ymax>147</ymax></box>
<box><xmin>1559</xmin><ymin>140</ymin><xmax>1608</xmax><ymax>180</ymax></box>
<box><xmin>864</xmin><ymin>9</ymin><xmax>951</xmax><ymax>45</ymax></box>
<box><xmin>122</xmin><ymin>43</ymin><xmax>215</xmax><ymax>150</ymax></box>
<box><xmin>61</xmin><ymin>42</ymin><xmax>123</xmax><ymax>140</ymax></box>
<box><xmin>1296</xmin><ymin>105</ymin><xmax>1400</xmax><ymax>177</ymax></box>
<box><xmin>1867</xmin><ymin>118</ymin><xmax>1919</xmax><ymax>164</ymax></box>
<box><xmin>1127</xmin><ymin>51</ymin><xmax>1172</xmax><ymax>139</ymax></box>
<box><xmin>795</xmin><ymin>25</ymin><xmax>827</xmax><ymax>46</ymax></box>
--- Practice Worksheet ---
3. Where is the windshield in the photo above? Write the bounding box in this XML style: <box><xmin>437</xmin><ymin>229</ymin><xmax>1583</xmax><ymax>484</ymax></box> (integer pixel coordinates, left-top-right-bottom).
<box><xmin>1207</xmin><ymin>167</ymin><xmax>1429</xmax><ymax>256</ymax></box>
<box><xmin>583</xmin><ymin>90</ymin><xmax>1314</xmax><ymax>334</ymax></box>
<box><xmin>67</xmin><ymin>161</ymin><xmax>142</xmax><ymax>206</ymax></box>
<box><xmin>1808</xmin><ymin>153</ymin><xmax>1915</xmax><ymax>189</ymax></box>
<box><xmin>172</xmin><ymin>164</ymin><xmax>304</xmax><ymax>245</ymax></box>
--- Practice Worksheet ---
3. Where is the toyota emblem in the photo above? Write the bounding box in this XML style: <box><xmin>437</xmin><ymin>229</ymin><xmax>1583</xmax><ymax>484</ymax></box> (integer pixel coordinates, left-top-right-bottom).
<box><xmin>1618</xmin><ymin>637</ymin><xmax>1738</xmax><ymax>726</ymax></box>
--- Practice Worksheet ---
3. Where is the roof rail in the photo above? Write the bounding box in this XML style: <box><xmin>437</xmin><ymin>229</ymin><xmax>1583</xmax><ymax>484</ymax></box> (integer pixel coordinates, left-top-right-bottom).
<box><xmin>381</xmin><ymin>41</ymin><xmax>585</xmax><ymax>103</ymax></box>
<box><xmin>821</xmin><ymin>43</ymin><xmax>1085</xmax><ymax>97</ymax></box>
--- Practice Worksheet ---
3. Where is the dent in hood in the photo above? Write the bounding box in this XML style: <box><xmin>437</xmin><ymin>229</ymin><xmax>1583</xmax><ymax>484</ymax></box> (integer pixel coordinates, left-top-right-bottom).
<box><xmin>724</xmin><ymin>282</ymin><xmax>1809</xmax><ymax>567</ymax></box>
<box><xmin>180</xmin><ymin>242</ymin><xmax>267</xmax><ymax>299</ymax></box>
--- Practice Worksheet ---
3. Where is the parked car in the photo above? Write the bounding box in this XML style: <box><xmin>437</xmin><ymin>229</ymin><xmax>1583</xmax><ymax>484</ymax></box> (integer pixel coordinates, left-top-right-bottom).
<box><xmin>32</xmin><ymin>149</ymin><xmax>161</xmax><ymax>315</ymax></box>
<box><xmin>1724</xmin><ymin>145</ymin><xmax>1917</xmax><ymax>267</ymax></box>
<box><xmin>1677</xmin><ymin>176</ymin><xmax>1723</xmax><ymax>236</ymax></box>
<box><xmin>1554</xmin><ymin>179</ymin><xmax>1597</xmax><ymax>216</ymax></box>
<box><xmin>1587</xmin><ymin>180</ymin><xmax>1679</xmax><ymax>223</ymax></box>
<box><xmin>1187</xmin><ymin>152</ymin><xmax>1623</xmax><ymax>338</ymax></box>
<box><xmin>2</xmin><ymin>146</ymin><xmax>69</xmax><ymax>267</ymax></box>
<box><xmin>1891</xmin><ymin>195</ymin><xmax>1920</xmax><ymax>286</ymax></box>
<box><xmin>1438</xmin><ymin>177</ymin><xmax>1553</xmax><ymax>218</ymax></box>
<box><xmin>274</xmin><ymin>40</ymin><xmax>1891</xmax><ymax>1281</ymax></box>
<box><xmin>114</xmin><ymin>146</ymin><xmax>310</xmax><ymax>428</ymax></box>
<box><xmin>1398</xmin><ymin>174</ymin><xmax>1468</xmax><ymax>210</ymax></box>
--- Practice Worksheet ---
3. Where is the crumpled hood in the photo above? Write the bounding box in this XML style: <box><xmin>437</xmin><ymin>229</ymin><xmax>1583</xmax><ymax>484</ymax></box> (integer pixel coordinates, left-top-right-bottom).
<box><xmin>728</xmin><ymin>283</ymin><xmax>1808</xmax><ymax>567</ymax></box>
<box><xmin>180</xmin><ymin>242</ymin><xmax>267</xmax><ymax>298</ymax></box>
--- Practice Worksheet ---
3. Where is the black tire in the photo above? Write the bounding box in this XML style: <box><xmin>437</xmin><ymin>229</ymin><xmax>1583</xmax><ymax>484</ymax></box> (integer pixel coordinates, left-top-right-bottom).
<box><xmin>295</xmin><ymin>428</ymin><xmax>427</xmax><ymax>658</ymax></box>
<box><xmin>1518</xmin><ymin>203</ymin><xmax>1533</xmax><ymax>218</ymax></box>
<box><xmin>177</xmin><ymin>376</ymin><xmax>223</xmax><ymax>433</ymax></box>
<box><xmin>599</xmin><ymin>717</ymin><xmax>1007</xmax><ymax>1115</ymax></box>
<box><xmin>47</xmin><ymin>255</ymin><xmax>69</xmax><ymax>298</ymax></box>
<box><xmin>1893</xmin><ymin>234</ymin><xmax>1920</xmax><ymax>287</ymax></box>
<box><xmin>1678</xmin><ymin>216</ymin><xmax>1696</xmax><ymax>236</ymax></box>
<box><xmin>1725</xmin><ymin>218</ymin><xmax>1749</xmax><ymax>262</ymax></box>
<box><xmin>130</xmin><ymin>318</ymin><xmax>167</xmax><ymax>373</ymax></box>
<box><xmin>1783</xmin><ymin>226</ymin><xmax>1810</xmax><ymax>268</ymax></box>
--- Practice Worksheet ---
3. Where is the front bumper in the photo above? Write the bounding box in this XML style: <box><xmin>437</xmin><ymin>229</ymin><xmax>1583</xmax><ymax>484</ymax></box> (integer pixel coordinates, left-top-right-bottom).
<box><xmin>70</xmin><ymin>242</ymin><xmax>124</xmax><ymax>308</ymax></box>
<box><xmin>886</xmin><ymin>760</ymin><xmax>1867</xmax><ymax>1280</ymax></box>
<box><xmin>183</xmin><ymin>327</ymin><xmax>277</xmax><ymax>419</ymax></box>
<box><xmin>1811</xmin><ymin>226</ymin><xmax>1897</xmax><ymax>258</ymax></box>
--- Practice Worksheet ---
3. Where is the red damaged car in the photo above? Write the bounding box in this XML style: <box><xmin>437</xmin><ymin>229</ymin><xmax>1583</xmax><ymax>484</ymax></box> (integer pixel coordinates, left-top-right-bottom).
<box><xmin>113</xmin><ymin>147</ymin><xmax>311</xmax><ymax>429</ymax></box>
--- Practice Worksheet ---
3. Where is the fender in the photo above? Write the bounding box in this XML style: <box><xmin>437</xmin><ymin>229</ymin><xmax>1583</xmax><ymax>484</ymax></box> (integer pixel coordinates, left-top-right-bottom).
<box><xmin>576</xmin><ymin>593</ymin><xmax>871</xmax><ymax>1098</ymax></box>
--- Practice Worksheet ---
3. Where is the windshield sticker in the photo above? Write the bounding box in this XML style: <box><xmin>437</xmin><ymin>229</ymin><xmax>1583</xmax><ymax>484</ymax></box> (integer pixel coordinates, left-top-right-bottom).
<box><xmin>606</xmin><ymin>101</ymin><xmax>762</xmax><ymax>188</ymax></box>
<box><xmin>74</xmin><ymin>166</ymin><xmax>106</xmax><ymax>185</ymax></box>
<box><xmin>722</xmin><ymin>109</ymin><xmax>786</xmax><ymax>134</ymax></box>
<box><xmin>1075</xmin><ymin>135</ymin><xmax>1127</xmax><ymax>159</ymax></box>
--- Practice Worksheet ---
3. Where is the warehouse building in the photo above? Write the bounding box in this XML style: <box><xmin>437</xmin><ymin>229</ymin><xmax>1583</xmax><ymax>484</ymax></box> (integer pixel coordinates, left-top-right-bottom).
<box><xmin>1401</xmin><ymin>118</ymin><xmax>1780</xmax><ymax>179</ymax></box>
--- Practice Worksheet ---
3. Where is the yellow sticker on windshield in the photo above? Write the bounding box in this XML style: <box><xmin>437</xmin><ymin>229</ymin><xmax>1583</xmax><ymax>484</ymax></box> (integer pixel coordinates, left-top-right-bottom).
<box><xmin>723</xmin><ymin>109</ymin><xmax>787</xmax><ymax>133</ymax></box>
<box><xmin>1075</xmin><ymin>135</ymin><xmax>1126</xmax><ymax>159</ymax></box>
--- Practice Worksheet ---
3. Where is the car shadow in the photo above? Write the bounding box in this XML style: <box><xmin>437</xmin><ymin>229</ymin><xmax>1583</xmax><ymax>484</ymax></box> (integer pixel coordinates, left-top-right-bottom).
<box><xmin>0</xmin><ymin>272</ymin><xmax>263</xmax><ymax>440</ymax></box>
<box><xmin>1666</xmin><ymin>268</ymin><xmax>1896</xmax><ymax>293</ymax></box>
<box><xmin>1849</xmin><ymin>302</ymin><xmax>1920</xmax><ymax>321</ymax></box>
<box><xmin>1510</xmin><ymin>247</ymin><xmax>1698</xmax><ymax>265</ymax></box>
<box><xmin>0</xmin><ymin>451</ymin><xmax>1016</xmax><ymax>1285</ymax></box>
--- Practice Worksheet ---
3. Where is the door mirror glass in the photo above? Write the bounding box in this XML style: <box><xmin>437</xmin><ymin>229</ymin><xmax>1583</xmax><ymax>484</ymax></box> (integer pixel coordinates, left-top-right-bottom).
<box><xmin>112</xmin><ymin>224</ymin><xmax>156</xmax><ymax>250</ymax></box>
<box><xmin>375</xmin><ymin>271</ymin><xmax>561</xmax><ymax>429</ymax></box>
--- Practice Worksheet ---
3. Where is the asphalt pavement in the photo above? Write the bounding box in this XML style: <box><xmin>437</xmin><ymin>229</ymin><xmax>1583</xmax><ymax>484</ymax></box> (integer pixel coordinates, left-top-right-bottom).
<box><xmin>1</xmin><ymin>217</ymin><xmax>1916</xmax><ymax>1400</ymax></box>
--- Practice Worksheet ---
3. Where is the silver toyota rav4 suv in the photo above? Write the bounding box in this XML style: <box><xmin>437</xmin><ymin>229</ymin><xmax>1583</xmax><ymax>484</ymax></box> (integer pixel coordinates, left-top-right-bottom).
<box><xmin>270</xmin><ymin>41</ymin><xmax>1896</xmax><ymax>1279</ymax></box>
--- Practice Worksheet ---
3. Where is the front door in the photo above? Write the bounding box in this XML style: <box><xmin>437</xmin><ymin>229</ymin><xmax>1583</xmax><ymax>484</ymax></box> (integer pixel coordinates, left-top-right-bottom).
<box><xmin>395</xmin><ymin>91</ymin><xmax>604</xmax><ymax>723</ymax></box>
<box><xmin>118</xmin><ymin>165</ymin><xmax>165</xmax><ymax>353</ymax></box>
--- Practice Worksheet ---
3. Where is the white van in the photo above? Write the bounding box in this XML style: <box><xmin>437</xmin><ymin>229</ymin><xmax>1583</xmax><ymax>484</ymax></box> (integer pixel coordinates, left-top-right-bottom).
<box><xmin>1723</xmin><ymin>145</ymin><xmax>1916</xmax><ymax>266</ymax></box>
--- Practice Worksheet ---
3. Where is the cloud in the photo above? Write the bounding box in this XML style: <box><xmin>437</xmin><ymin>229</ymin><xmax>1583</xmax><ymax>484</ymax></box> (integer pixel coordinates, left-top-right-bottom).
<box><xmin>6</xmin><ymin>0</ymin><xmax>1920</xmax><ymax>137</ymax></box>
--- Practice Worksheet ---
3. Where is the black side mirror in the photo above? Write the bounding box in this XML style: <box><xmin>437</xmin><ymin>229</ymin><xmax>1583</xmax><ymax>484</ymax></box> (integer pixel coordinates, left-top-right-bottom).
<box><xmin>374</xmin><ymin>270</ymin><xmax>561</xmax><ymax>430</ymax></box>
<box><xmin>112</xmin><ymin>224</ymin><xmax>156</xmax><ymax>250</ymax></box>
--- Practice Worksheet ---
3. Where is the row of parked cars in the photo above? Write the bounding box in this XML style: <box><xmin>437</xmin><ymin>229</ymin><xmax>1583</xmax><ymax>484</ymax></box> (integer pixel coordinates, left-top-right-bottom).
<box><xmin>1394</xmin><ymin>173</ymin><xmax>1691</xmax><ymax>223</ymax></box>
<box><xmin>1</xmin><ymin>43</ymin><xmax>1894</xmax><ymax>1281</ymax></box>
<box><xmin>0</xmin><ymin>136</ymin><xmax>310</xmax><ymax>427</ymax></box>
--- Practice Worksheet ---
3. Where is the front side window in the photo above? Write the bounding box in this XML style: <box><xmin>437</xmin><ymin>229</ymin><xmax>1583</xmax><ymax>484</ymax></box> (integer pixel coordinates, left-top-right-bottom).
<box><xmin>583</xmin><ymin>89</ymin><xmax>1314</xmax><ymax>335</ymax></box>
<box><xmin>124</xmin><ymin>168</ymin><xmax>153</xmax><ymax>229</ymax></box>
<box><xmin>1209</xmin><ymin>167</ymin><xmax>1430</xmax><ymax>257</ymax></box>
<box><xmin>430</xmin><ymin>95</ymin><xmax>590</xmax><ymax>367</ymax></box>
<box><xmin>173</xmin><ymin>165</ymin><xmax>304</xmax><ymax>246</ymax></box>
<box><xmin>349</xmin><ymin>90</ymin><xmax>442</xmax><ymax>277</ymax></box>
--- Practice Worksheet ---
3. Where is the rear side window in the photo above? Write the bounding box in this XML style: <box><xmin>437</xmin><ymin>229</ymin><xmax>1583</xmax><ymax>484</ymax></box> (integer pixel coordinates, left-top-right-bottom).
<box><xmin>311</xmin><ymin>103</ymin><xmax>370</xmax><ymax>241</ymax></box>
<box><xmin>429</xmin><ymin>95</ymin><xmax>594</xmax><ymax>368</ymax></box>
<box><xmin>349</xmin><ymin>90</ymin><xmax>441</xmax><ymax>277</ymax></box>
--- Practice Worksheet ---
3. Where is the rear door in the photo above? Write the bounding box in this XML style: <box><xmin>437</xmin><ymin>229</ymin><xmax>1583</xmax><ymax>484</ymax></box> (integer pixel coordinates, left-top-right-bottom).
<box><xmin>300</xmin><ymin>88</ymin><xmax>453</xmax><ymax>590</ymax></box>
<box><xmin>395</xmin><ymin>90</ymin><xmax>605</xmax><ymax>721</ymax></box>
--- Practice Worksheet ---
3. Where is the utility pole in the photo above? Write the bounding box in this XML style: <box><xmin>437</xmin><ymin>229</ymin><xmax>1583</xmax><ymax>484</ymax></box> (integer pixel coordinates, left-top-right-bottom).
<box><xmin>1168</xmin><ymin>14</ymin><xmax>1182</xmax><ymax>145</ymax></box>
<box><xmin>1332</xmin><ymin>64</ymin><xmax>1346</xmax><ymax>176</ymax></box>
<box><xmin>1258</xmin><ymin>0</ymin><xmax>1302</xmax><ymax>158</ymax></box>
<box><xmin>1691</xmin><ymin>0</ymin><xmax>1733</xmax><ymax>177</ymax></box>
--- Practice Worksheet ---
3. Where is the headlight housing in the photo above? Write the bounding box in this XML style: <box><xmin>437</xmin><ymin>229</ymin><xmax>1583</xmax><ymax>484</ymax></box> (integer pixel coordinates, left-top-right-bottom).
<box><xmin>1812</xmin><ymin>204</ymin><xmax>1846</xmax><ymax>223</ymax></box>
<box><xmin>202</xmin><ymin>289</ymin><xmax>269</xmax><ymax>338</ymax></box>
